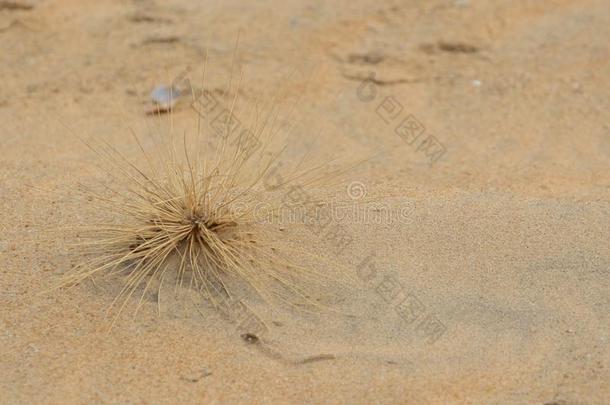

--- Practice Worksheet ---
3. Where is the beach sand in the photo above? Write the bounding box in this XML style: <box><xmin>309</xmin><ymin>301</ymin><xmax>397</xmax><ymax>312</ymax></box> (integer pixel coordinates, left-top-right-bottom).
<box><xmin>1</xmin><ymin>0</ymin><xmax>609</xmax><ymax>403</ymax></box>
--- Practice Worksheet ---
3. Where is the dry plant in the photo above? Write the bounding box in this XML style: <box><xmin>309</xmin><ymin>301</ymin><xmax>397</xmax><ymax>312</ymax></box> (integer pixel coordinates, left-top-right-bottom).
<box><xmin>58</xmin><ymin>62</ymin><xmax>359</xmax><ymax>326</ymax></box>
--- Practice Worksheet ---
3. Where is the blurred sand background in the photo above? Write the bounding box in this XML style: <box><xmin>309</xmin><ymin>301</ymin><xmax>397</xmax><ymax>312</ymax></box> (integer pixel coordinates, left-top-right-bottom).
<box><xmin>1</xmin><ymin>0</ymin><xmax>609</xmax><ymax>403</ymax></box>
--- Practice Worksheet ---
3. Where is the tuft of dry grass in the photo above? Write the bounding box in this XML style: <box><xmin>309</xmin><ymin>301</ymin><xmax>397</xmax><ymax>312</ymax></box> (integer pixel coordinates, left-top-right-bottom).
<box><xmin>59</xmin><ymin>64</ymin><xmax>359</xmax><ymax>326</ymax></box>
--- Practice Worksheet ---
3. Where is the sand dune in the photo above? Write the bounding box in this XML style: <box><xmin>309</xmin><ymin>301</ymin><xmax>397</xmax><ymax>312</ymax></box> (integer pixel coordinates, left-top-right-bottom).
<box><xmin>1</xmin><ymin>0</ymin><xmax>608</xmax><ymax>403</ymax></box>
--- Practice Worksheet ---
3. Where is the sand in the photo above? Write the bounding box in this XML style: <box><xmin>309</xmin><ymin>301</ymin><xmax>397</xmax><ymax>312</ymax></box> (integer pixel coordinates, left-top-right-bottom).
<box><xmin>1</xmin><ymin>0</ymin><xmax>609</xmax><ymax>403</ymax></box>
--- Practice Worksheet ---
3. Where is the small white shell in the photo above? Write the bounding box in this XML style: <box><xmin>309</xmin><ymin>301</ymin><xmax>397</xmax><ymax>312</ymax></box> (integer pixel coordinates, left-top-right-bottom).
<box><xmin>150</xmin><ymin>85</ymin><xmax>181</xmax><ymax>110</ymax></box>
